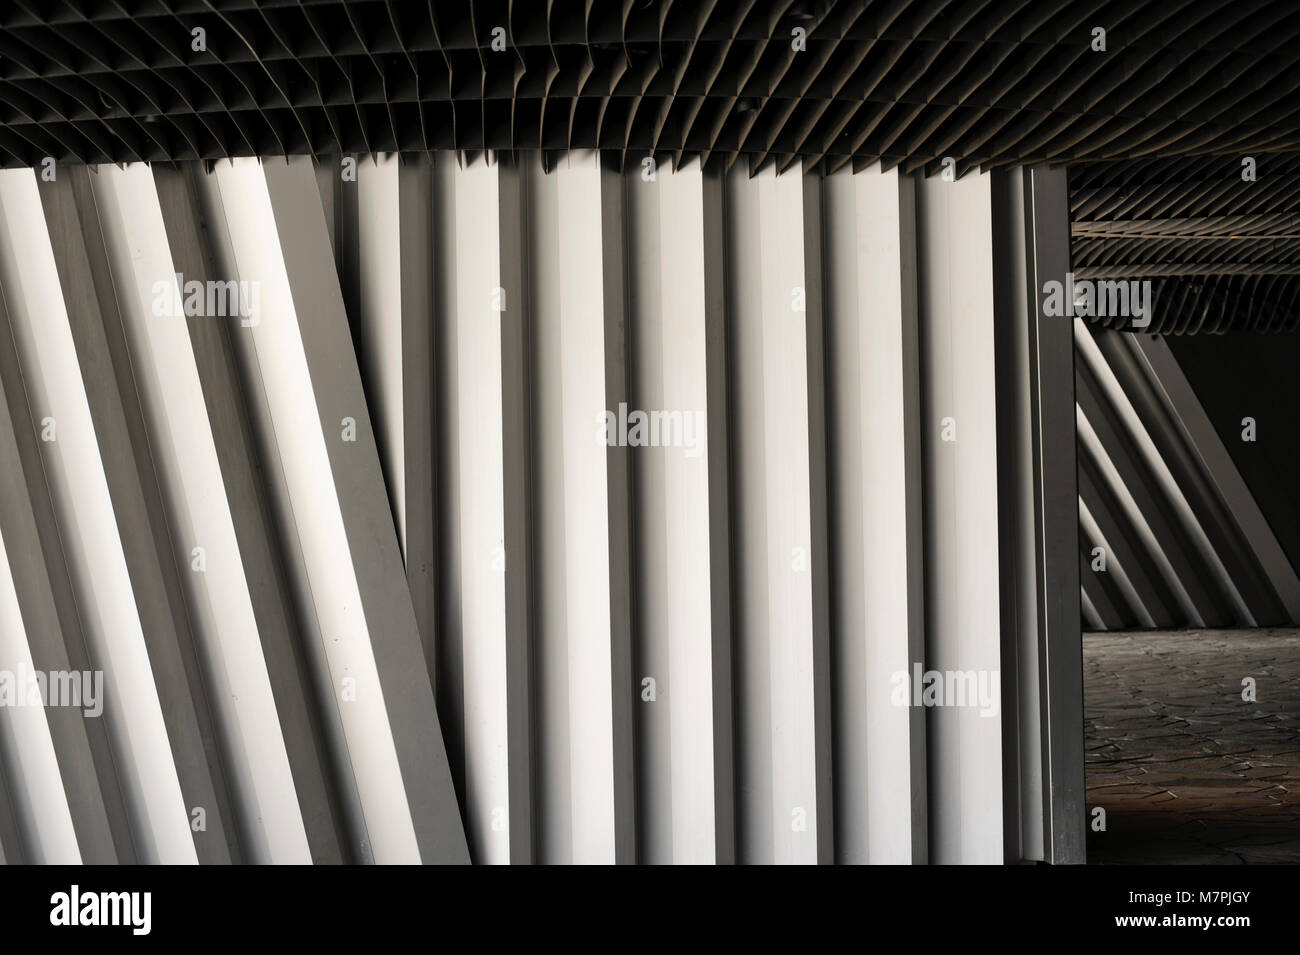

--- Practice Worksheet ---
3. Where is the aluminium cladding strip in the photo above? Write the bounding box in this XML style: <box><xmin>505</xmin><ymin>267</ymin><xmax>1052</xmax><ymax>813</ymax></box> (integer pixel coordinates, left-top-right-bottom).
<box><xmin>0</xmin><ymin>153</ymin><xmax>1082</xmax><ymax>864</ymax></box>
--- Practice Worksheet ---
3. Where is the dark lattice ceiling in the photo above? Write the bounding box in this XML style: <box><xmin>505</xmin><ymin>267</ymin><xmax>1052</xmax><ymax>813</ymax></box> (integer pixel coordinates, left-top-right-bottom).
<box><xmin>0</xmin><ymin>0</ymin><xmax>1296</xmax><ymax>173</ymax></box>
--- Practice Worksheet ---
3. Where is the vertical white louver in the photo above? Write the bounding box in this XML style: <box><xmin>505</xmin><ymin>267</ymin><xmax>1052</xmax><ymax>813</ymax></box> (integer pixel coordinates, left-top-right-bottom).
<box><xmin>0</xmin><ymin>156</ymin><xmax>1090</xmax><ymax>865</ymax></box>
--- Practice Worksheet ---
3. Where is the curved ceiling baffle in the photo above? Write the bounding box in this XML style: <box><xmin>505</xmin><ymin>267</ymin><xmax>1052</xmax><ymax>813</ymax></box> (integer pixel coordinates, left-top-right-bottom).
<box><xmin>0</xmin><ymin>1</ymin><xmax>1290</xmax><ymax>169</ymax></box>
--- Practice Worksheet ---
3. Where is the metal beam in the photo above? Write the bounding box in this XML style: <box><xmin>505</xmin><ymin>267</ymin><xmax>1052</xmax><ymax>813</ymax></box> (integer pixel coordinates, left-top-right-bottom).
<box><xmin>1076</xmin><ymin>446</ymin><xmax>1180</xmax><ymax>629</ymax></box>
<box><xmin>1078</xmin><ymin>498</ymin><xmax>1150</xmax><ymax>630</ymax></box>
<box><xmin>1075</xmin><ymin>336</ymin><xmax>1227</xmax><ymax>626</ymax></box>
<box><xmin>1019</xmin><ymin>166</ymin><xmax>1085</xmax><ymax>865</ymax></box>
<box><xmin>1129</xmin><ymin>333</ymin><xmax>1300</xmax><ymax>622</ymax></box>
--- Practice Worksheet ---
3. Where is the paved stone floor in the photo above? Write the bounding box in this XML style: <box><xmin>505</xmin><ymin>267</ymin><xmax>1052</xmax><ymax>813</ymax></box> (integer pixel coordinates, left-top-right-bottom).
<box><xmin>1085</xmin><ymin>629</ymin><xmax>1300</xmax><ymax>864</ymax></box>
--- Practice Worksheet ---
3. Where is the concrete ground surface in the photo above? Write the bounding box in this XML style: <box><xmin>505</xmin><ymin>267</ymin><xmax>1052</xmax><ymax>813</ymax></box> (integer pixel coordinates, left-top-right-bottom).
<box><xmin>1085</xmin><ymin>628</ymin><xmax>1300</xmax><ymax>864</ymax></box>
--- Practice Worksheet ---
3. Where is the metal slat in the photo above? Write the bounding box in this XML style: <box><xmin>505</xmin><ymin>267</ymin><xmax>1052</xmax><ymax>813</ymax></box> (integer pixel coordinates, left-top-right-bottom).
<box><xmin>526</xmin><ymin>152</ymin><xmax>633</xmax><ymax>863</ymax></box>
<box><xmin>625</xmin><ymin>157</ymin><xmax>734</xmax><ymax>864</ymax></box>
<box><xmin>0</xmin><ymin>523</ymin><xmax>81</xmax><ymax>863</ymax></box>
<box><xmin>431</xmin><ymin>155</ymin><xmax>533</xmax><ymax>864</ymax></box>
<box><xmin>725</xmin><ymin>163</ymin><xmax>833</xmax><ymax>864</ymax></box>
<box><xmin>39</xmin><ymin>168</ymin><xmax>236</xmax><ymax>864</ymax></box>
<box><xmin>154</xmin><ymin>163</ymin><xmax>350</xmax><ymax>864</ymax></box>
<box><xmin>1132</xmin><ymin>334</ymin><xmax>1300</xmax><ymax>621</ymax></box>
<box><xmin>0</xmin><ymin>168</ymin><xmax>199</xmax><ymax>864</ymax></box>
<box><xmin>822</xmin><ymin>163</ymin><xmax>926</xmax><ymax>864</ymax></box>
<box><xmin>0</xmin><ymin>297</ymin><xmax>120</xmax><ymax>864</ymax></box>
<box><xmin>208</xmin><ymin>157</ymin><xmax>468</xmax><ymax>864</ymax></box>
<box><xmin>89</xmin><ymin>163</ymin><xmax>313</xmax><ymax>864</ymax></box>
<box><xmin>916</xmin><ymin>168</ymin><xmax>1004</xmax><ymax>865</ymax></box>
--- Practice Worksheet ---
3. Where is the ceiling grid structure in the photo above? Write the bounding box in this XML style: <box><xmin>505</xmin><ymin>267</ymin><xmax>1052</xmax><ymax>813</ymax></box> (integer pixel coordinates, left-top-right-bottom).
<box><xmin>0</xmin><ymin>1</ymin><xmax>1292</xmax><ymax>172</ymax></box>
